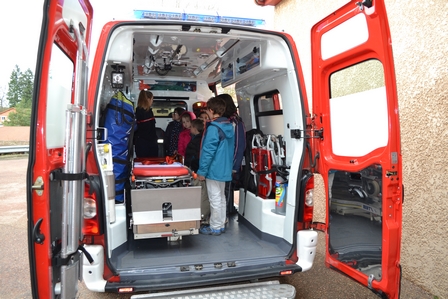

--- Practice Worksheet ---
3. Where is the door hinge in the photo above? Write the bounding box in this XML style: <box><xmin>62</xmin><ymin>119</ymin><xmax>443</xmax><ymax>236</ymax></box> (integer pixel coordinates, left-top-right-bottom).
<box><xmin>306</xmin><ymin>222</ymin><xmax>326</xmax><ymax>232</ymax></box>
<box><xmin>290</xmin><ymin>128</ymin><xmax>323</xmax><ymax>140</ymax></box>
<box><xmin>356</xmin><ymin>0</ymin><xmax>372</xmax><ymax>11</ymax></box>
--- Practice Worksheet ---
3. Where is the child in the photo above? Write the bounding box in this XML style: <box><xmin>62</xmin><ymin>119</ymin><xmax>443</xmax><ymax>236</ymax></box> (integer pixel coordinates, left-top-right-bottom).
<box><xmin>134</xmin><ymin>90</ymin><xmax>158</xmax><ymax>157</ymax></box>
<box><xmin>184</xmin><ymin>119</ymin><xmax>204</xmax><ymax>172</ymax></box>
<box><xmin>177</xmin><ymin>111</ymin><xmax>196</xmax><ymax>157</ymax></box>
<box><xmin>163</xmin><ymin>107</ymin><xmax>185</xmax><ymax>156</ymax></box>
<box><xmin>198</xmin><ymin>110</ymin><xmax>210</xmax><ymax>122</ymax></box>
<box><xmin>220</xmin><ymin>93</ymin><xmax>246</xmax><ymax>215</ymax></box>
<box><xmin>185</xmin><ymin>119</ymin><xmax>210</xmax><ymax>222</ymax></box>
<box><xmin>197</xmin><ymin>96</ymin><xmax>235</xmax><ymax>236</ymax></box>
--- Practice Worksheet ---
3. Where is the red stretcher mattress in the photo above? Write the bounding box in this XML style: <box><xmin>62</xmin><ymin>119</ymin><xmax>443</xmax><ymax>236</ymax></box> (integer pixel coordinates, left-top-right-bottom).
<box><xmin>133</xmin><ymin>161</ymin><xmax>190</xmax><ymax>177</ymax></box>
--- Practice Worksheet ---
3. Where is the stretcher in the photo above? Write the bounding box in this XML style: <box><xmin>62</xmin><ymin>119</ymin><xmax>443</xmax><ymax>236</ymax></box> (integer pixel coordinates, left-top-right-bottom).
<box><xmin>130</xmin><ymin>157</ymin><xmax>201</xmax><ymax>240</ymax></box>
<box><xmin>250</xmin><ymin>134</ymin><xmax>283</xmax><ymax>199</ymax></box>
<box><xmin>132</xmin><ymin>159</ymin><xmax>192</xmax><ymax>189</ymax></box>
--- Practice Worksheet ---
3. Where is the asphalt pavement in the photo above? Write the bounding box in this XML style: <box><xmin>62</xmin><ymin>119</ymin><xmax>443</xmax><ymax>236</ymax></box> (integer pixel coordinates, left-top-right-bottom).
<box><xmin>0</xmin><ymin>156</ymin><xmax>434</xmax><ymax>299</ymax></box>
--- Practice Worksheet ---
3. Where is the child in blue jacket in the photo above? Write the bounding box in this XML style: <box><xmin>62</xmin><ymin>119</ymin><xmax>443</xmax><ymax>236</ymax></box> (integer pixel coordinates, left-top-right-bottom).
<box><xmin>220</xmin><ymin>93</ymin><xmax>246</xmax><ymax>215</ymax></box>
<box><xmin>197</xmin><ymin>96</ymin><xmax>235</xmax><ymax>235</ymax></box>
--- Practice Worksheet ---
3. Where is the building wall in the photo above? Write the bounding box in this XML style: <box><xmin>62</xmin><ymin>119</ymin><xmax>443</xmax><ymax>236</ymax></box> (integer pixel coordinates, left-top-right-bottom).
<box><xmin>0</xmin><ymin>108</ymin><xmax>16</xmax><ymax>125</ymax></box>
<box><xmin>273</xmin><ymin>1</ymin><xmax>448</xmax><ymax>297</ymax></box>
<box><xmin>0</xmin><ymin>126</ymin><xmax>30</xmax><ymax>146</ymax></box>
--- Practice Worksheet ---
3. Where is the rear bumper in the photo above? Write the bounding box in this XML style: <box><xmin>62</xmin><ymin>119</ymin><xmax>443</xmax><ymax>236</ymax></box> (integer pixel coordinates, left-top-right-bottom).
<box><xmin>83</xmin><ymin>230</ymin><xmax>317</xmax><ymax>294</ymax></box>
<box><xmin>125</xmin><ymin>280</ymin><xmax>296</xmax><ymax>299</ymax></box>
<box><xmin>104</xmin><ymin>263</ymin><xmax>302</xmax><ymax>293</ymax></box>
<box><xmin>82</xmin><ymin>245</ymin><xmax>107</xmax><ymax>292</ymax></box>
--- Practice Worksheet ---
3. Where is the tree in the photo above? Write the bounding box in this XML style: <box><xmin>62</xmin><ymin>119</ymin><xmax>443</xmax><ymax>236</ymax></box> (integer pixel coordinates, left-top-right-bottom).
<box><xmin>6</xmin><ymin>65</ymin><xmax>34</xmax><ymax>109</ymax></box>
<box><xmin>18</xmin><ymin>69</ymin><xmax>34</xmax><ymax>109</ymax></box>
<box><xmin>6</xmin><ymin>65</ymin><xmax>21</xmax><ymax>107</ymax></box>
<box><xmin>3</xmin><ymin>66</ymin><xmax>34</xmax><ymax>126</ymax></box>
<box><xmin>0</xmin><ymin>85</ymin><xmax>8</xmax><ymax>109</ymax></box>
<box><xmin>4</xmin><ymin>108</ymin><xmax>31</xmax><ymax>126</ymax></box>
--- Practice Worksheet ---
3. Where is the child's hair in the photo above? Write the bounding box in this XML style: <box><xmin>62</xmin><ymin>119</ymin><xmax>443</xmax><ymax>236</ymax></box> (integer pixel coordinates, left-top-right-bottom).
<box><xmin>191</xmin><ymin>119</ymin><xmax>204</xmax><ymax>133</ymax></box>
<box><xmin>174</xmin><ymin>107</ymin><xmax>185</xmax><ymax>116</ymax></box>
<box><xmin>181</xmin><ymin>112</ymin><xmax>192</xmax><ymax>121</ymax></box>
<box><xmin>220</xmin><ymin>93</ymin><xmax>237</xmax><ymax>118</ymax></box>
<box><xmin>207</xmin><ymin>96</ymin><xmax>226</xmax><ymax>116</ymax></box>
<box><xmin>199</xmin><ymin>110</ymin><xmax>208</xmax><ymax>118</ymax></box>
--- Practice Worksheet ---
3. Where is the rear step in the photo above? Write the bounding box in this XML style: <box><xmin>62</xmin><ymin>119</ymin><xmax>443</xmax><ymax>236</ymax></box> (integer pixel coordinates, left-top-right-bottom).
<box><xmin>131</xmin><ymin>280</ymin><xmax>295</xmax><ymax>299</ymax></box>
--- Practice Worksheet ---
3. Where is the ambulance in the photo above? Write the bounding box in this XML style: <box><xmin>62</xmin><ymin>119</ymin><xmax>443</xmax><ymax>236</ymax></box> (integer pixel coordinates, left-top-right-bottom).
<box><xmin>27</xmin><ymin>0</ymin><xmax>403</xmax><ymax>298</ymax></box>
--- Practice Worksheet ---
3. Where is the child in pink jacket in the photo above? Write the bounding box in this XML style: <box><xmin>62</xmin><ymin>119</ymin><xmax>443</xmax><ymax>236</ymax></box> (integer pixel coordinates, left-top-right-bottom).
<box><xmin>177</xmin><ymin>111</ymin><xmax>196</xmax><ymax>157</ymax></box>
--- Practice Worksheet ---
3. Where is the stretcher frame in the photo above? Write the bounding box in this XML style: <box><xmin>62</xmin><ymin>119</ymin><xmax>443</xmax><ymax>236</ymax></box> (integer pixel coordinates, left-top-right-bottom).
<box><xmin>130</xmin><ymin>160</ymin><xmax>201</xmax><ymax>240</ymax></box>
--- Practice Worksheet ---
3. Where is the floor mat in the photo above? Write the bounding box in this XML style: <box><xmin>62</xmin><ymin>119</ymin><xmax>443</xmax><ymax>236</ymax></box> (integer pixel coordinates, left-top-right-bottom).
<box><xmin>115</xmin><ymin>215</ymin><xmax>290</xmax><ymax>269</ymax></box>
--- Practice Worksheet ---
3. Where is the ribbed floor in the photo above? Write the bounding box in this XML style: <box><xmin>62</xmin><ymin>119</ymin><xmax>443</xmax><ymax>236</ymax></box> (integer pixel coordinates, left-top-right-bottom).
<box><xmin>112</xmin><ymin>214</ymin><xmax>291</xmax><ymax>270</ymax></box>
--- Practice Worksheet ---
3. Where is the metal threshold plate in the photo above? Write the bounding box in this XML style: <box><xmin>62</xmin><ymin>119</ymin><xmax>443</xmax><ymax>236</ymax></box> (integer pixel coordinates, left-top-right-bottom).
<box><xmin>131</xmin><ymin>280</ymin><xmax>295</xmax><ymax>299</ymax></box>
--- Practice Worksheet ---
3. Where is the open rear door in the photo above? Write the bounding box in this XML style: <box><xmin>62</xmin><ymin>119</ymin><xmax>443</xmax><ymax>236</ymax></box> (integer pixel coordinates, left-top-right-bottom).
<box><xmin>27</xmin><ymin>0</ymin><xmax>92</xmax><ymax>298</ymax></box>
<box><xmin>311</xmin><ymin>1</ymin><xmax>402</xmax><ymax>298</ymax></box>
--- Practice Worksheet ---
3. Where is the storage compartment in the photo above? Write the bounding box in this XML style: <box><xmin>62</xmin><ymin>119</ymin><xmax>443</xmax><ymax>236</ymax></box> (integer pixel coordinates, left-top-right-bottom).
<box><xmin>221</xmin><ymin>43</ymin><xmax>262</xmax><ymax>87</ymax></box>
<box><xmin>131</xmin><ymin>186</ymin><xmax>202</xmax><ymax>240</ymax></box>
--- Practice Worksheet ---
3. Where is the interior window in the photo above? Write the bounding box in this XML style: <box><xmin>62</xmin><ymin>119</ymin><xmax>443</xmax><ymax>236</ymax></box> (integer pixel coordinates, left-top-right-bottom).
<box><xmin>152</xmin><ymin>100</ymin><xmax>188</xmax><ymax>117</ymax></box>
<box><xmin>254</xmin><ymin>91</ymin><xmax>283</xmax><ymax>135</ymax></box>
<box><xmin>329</xmin><ymin>59</ymin><xmax>387</xmax><ymax>157</ymax></box>
<box><xmin>257</xmin><ymin>92</ymin><xmax>282</xmax><ymax>112</ymax></box>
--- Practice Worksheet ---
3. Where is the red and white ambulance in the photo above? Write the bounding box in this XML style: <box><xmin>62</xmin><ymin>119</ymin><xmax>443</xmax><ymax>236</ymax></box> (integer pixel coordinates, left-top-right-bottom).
<box><xmin>27</xmin><ymin>0</ymin><xmax>403</xmax><ymax>298</ymax></box>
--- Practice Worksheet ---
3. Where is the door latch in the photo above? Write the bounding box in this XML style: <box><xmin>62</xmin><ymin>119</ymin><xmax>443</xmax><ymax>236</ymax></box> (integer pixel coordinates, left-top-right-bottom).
<box><xmin>31</xmin><ymin>176</ymin><xmax>44</xmax><ymax>196</ymax></box>
<box><xmin>87</xmin><ymin>127</ymin><xmax>108</xmax><ymax>142</ymax></box>
<box><xmin>290</xmin><ymin>128</ymin><xmax>323</xmax><ymax>140</ymax></box>
<box><xmin>386</xmin><ymin>171</ymin><xmax>398</xmax><ymax>177</ymax></box>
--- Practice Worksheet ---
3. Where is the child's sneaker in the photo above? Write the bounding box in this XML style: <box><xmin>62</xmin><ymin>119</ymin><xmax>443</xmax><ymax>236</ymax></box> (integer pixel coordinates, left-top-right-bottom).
<box><xmin>211</xmin><ymin>229</ymin><xmax>221</xmax><ymax>236</ymax></box>
<box><xmin>199</xmin><ymin>225</ymin><xmax>221</xmax><ymax>236</ymax></box>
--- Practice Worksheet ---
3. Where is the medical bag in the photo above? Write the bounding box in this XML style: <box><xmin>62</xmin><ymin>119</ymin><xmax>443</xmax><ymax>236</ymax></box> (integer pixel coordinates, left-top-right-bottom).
<box><xmin>101</xmin><ymin>91</ymin><xmax>135</xmax><ymax>203</ymax></box>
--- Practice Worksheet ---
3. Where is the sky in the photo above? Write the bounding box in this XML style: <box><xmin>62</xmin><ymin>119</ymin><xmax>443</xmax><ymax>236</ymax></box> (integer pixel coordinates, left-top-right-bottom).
<box><xmin>0</xmin><ymin>1</ymin><xmax>44</xmax><ymax>93</ymax></box>
<box><xmin>0</xmin><ymin>0</ymin><xmax>273</xmax><ymax>99</ymax></box>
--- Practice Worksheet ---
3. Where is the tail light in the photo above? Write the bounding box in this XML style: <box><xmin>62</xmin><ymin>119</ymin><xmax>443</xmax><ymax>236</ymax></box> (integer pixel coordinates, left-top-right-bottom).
<box><xmin>83</xmin><ymin>183</ymin><xmax>100</xmax><ymax>235</ymax></box>
<box><xmin>302</xmin><ymin>174</ymin><xmax>314</xmax><ymax>223</ymax></box>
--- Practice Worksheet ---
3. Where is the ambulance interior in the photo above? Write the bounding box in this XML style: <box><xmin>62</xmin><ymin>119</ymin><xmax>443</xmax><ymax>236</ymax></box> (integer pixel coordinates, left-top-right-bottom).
<box><xmin>92</xmin><ymin>20</ymin><xmax>383</xmax><ymax>280</ymax></box>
